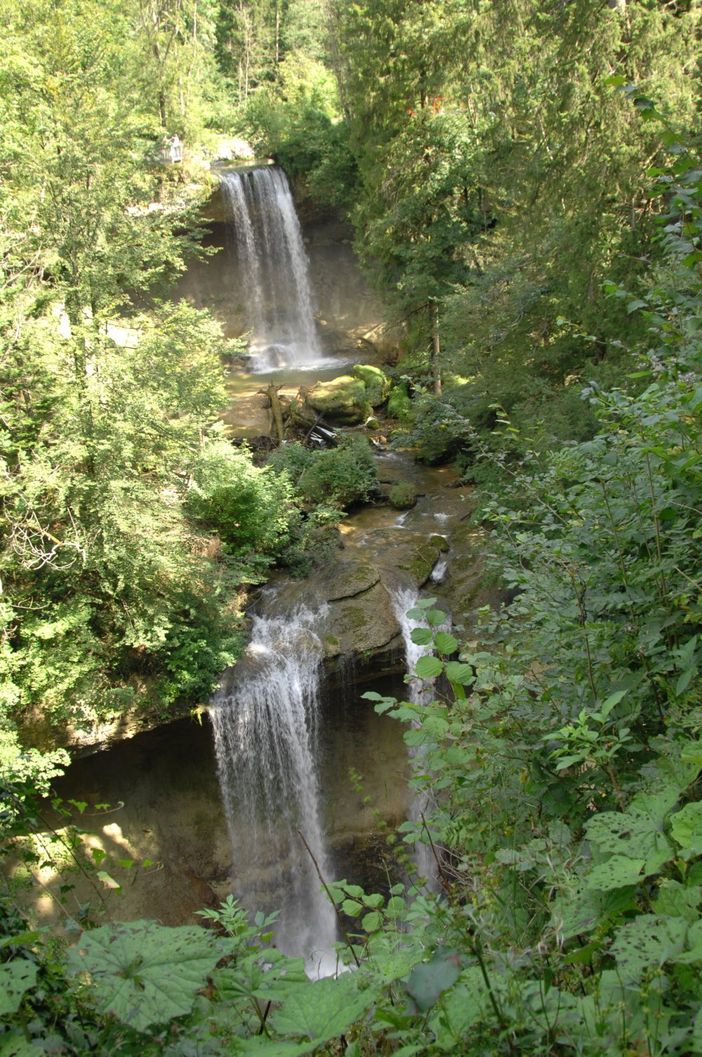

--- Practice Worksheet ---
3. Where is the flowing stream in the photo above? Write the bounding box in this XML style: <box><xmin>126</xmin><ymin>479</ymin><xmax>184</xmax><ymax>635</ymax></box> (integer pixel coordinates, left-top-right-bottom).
<box><xmin>209</xmin><ymin>607</ymin><xmax>338</xmax><ymax>974</ymax></box>
<box><xmin>221</xmin><ymin>166</ymin><xmax>326</xmax><ymax>371</ymax></box>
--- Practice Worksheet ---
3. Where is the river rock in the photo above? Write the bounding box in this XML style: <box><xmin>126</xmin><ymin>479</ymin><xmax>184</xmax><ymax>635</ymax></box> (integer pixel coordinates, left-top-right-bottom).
<box><xmin>351</xmin><ymin>364</ymin><xmax>390</xmax><ymax>407</ymax></box>
<box><xmin>306</xmin><ymin>375</ymin><xmax>371</xmax><ymax>425</ymax></box>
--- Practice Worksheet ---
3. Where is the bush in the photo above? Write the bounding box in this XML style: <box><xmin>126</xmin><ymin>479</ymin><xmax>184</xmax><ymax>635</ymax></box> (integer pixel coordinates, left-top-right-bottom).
<box><xmin>186</xmin><ymin>440</ymin><xmax>295</xmax><ymax>557</ymax></box>
<box><xmin>393</xmin><ymin>392</ymin><xmax>474</xmax><ymax>464</ymax></box>
<box><xmin>297</xmin><ymin>435</ymin><xmax>378</xmax><ymax>508</ymax></box>
<box><xmin>266</xmin><ymin>441</ymin><xmax>313</xmax><ymax>485</ymax></box>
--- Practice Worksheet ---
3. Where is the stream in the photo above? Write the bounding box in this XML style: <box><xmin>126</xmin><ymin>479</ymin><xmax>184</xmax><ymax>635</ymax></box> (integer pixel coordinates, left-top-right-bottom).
<box><xmin>39</xmin><ymin>166</ymin><xmax>483</xmax><ymax>967</ymax></box>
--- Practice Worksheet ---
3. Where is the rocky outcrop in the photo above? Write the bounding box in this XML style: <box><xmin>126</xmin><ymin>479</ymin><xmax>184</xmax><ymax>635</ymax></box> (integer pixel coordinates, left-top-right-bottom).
<box><xmin>304</xmin><ymin>365</ymin><xmax>390</xmax><ymax>426</ymax></box>
<box><xmin>306</xmin><ymin>375</ymin><xmax>371</xmax><ymax>425</ymax></box>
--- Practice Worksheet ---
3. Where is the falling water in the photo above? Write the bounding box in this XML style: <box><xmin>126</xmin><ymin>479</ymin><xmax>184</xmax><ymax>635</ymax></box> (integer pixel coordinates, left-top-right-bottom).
<box><xmin>210</xmin><ymin>606</ymin><xmax>338</xmax><ymax>973</ymax></box>
<box><xmin>220</xmin><ymin>166</ymin><xmax>325</xmax><ymax>371</ymax></box>
<box><xmin>391</xmin><ymin>586</ymin><xmax>443</xmax><ymax>888</ymax></box>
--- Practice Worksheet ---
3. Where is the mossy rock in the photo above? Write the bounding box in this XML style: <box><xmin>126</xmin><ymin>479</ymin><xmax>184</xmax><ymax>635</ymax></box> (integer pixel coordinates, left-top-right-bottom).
<box><xmin>396</xmin><ymin>534</ymin><xmax>447</xmax><ymax>585</ymax></box>
<box><xmin>351</xmin><ymin>364</ymin><xmax>391</xmax><ymax>407</ymax></box>
<box><xmin>388</xmin><ymin>482</ymin><xmax>417</xmax><ymax>510</ymax></box>
<box><xmin>306</xmin><ymin>376</ymin><xmax>371</xmax><ymax>425</ymax></box>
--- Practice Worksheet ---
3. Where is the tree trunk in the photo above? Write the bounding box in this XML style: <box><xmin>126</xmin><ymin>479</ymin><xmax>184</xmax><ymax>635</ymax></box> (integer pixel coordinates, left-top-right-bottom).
<box><xmin>430</xmin><ymin>301</ymin><xmax>442</xmax><ymax>396</ymax></box>
<box><xmin>266</xmin><ymin>384</ymin><xmax>285</xmax><ymax>445</ymax></box>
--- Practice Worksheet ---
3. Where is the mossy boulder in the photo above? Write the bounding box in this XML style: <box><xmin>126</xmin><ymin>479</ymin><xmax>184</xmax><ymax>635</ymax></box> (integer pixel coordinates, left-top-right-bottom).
<box><xmin>306</xmin><ymin>376</ymin><xmax>371</xmax><ymax>424</ymax></box>
<box><xmin>388</xmin><ymin>482</ymin><xmax>417</xmax><ymax>510</ymax></box>
<box><xmin>351</xmin><ymin>364</ymin><xmax>390</xmax><ymax>407</ymax></box>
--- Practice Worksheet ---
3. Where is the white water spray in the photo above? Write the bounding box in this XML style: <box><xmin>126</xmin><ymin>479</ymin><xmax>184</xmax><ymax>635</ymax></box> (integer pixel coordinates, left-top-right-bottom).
<box><xmin>391</xmin><ymin>586</ymin><xmax>446</xmax><ymax>888</ymax></box>
<box><xmin>210</xmin><ymin>606</ymin><xmax>337</xmax><ymax>971</ymax></box>
<box><xmin>220</xmin><ymin>166</ymin><xmax>326</xmax><ymax>371</ymax></box>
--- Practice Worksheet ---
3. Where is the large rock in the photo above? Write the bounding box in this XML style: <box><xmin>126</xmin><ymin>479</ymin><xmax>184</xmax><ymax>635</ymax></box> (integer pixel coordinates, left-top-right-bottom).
<box><xmin>351</xmin><ymin>364</ymin><xmax>390</xmax><ymax>407</ymax></box>
<box><xmin>306</xmin><ymin>375</ymin><xmax>371</xmax><ymax>425</ymax></box>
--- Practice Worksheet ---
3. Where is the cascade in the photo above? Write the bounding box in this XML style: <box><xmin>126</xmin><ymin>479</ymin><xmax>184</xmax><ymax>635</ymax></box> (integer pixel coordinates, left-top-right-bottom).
<box><xmin>210</xmin><ymin>606</ymin><xmax>338</xmax><ymax>975</ymax></box>
<box><xmin>220</xmin><ymin>166</ymin><xmax>325</xmax><ymax>372</ymax></box>
<box><xmin>391</xmin><ymin>586</ymin><xmax>443</xmax><ymax>888</ymax></box>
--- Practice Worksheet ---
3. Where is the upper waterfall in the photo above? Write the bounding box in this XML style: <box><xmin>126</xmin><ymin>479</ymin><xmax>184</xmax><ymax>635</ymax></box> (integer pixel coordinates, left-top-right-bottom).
<box><xmin>220</xmin><ymin>166</ymin><xmax>325</xmax><ymax>372</ymax></box>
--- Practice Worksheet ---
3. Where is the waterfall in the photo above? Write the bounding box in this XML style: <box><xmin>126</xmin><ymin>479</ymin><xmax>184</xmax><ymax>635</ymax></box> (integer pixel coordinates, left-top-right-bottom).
<box><xmin>391</xmin><ymin>586</ymin><xmax>443</xmax><ymax>888</ymax></box>
<box><xmin>220</xmin><ymin>166</ymin><xmax>325</xmax><ymax>372</ymax></box>
<box><xmin>210</xmin><ymin>606</ymin><xmax>338</xmax><ymax>974</ymax></box>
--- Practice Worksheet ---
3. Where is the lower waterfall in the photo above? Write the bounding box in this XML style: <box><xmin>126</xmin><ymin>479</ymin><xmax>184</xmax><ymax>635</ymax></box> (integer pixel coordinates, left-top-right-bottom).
<box><xmin>391</xmin><ymin>586</ymin><xmax>442</xmax><ymax>888</ymax></box>
<box><xmin>210</xmin><ymin>606</ymin><xmax>338</xmax><ymax>974</ymax></box>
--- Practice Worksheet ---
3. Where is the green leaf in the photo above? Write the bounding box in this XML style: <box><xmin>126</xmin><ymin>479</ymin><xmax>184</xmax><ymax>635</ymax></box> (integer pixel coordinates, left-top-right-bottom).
<box><xmin>342</xmin><ymin>899</ymin><xmax>363</xmax><ymax>918</ymax></box>
<box><xmin>405</xmin><ymin>951</ymin><xmax>462</xmax><ymax>1012</ymax></box>
<box><xmin>585</xmin><ymin>789</ymin><xmax>677</xmax><ymax>872</ymax></box>
<box><xmin>362</xmin><ymin>911</ymin><xmax>382</xmax><ymax>932</ymax></box>
<box><xmin>610</xmin><ymin>915</ymin><xmax>686</xmax><ymax>982</ymax></box>
<box><xmin>434</xmin><ymin>631</ymin><xmax>458</xmax><ymax>655</ymax></box>
<box><xmin>428</xmin><ymin>966</ymin><xmax>489</xmax><ymax>1049</ymax></box>
<box><xmin>239</xmin><ymin>1040</ymin><xmax>320</xmax><ymax>1057</ymax></box>
<box><xmin>444</xmin><ymin>662</ymin><xmax>473</xmax><ymax>686</ymax></box>
<box><xmin>0</xmin><ymin>1033</ymin><xmax>43</xmax><ymax>1057</ymax></box>
<box><xmin>585</xmin><ymin>856</ymin><xmax>645</xmax><ymax>892</ymax></box>
<box><xmin>426</xmin><ymin>609</ymin><xmax>447</xmax><ymax>627</ymax></box>
<box><xmin>0</xmin><ymin>960</ymin><xmax>38</xmax><ymax>1016</ymax></box>
<box><xmin>671</xmin><ymin>802</ymin><xmax>702</xmax><ymax>856</ymax></box>
<box><xmin>410</xmin><ymin>628</ymin><xmax>433</xmax><ymax>646</ymax></box>
<box><xmin>270</xmin><ymin>975</ymin><xmax>376</xmax><ymax>1042</ymax></box>
<box><xmin>414</xmin><ymin>655</ymin><xmax>443</xmax><ymax>680</ymax></box>
<box><xmin>67</xmin><ymin>921</ymin><xmax>222</xmax><ymax>1032</ymax></box>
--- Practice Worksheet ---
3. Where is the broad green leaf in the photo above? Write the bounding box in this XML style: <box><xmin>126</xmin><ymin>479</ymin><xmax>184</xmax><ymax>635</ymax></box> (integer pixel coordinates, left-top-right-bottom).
<box><xmin>444</xmin><ymin>662</ymin><xmax>473</xmax><ymax>686</ymax></box>
<box><xmin>0</xmin><ymin>960</ymin><xmax>38</xmax><ymax>1016</ymax></box>
<box><xmin>585</xmin><ymin>789</ymin><xmax>677</xmax><ymax>872</ymax></box>
<box><xmin>433</xmin><ymin>631</ymin><xmax>458</xmax><ymax>655</ymax></box>
<box><xmin>610</xmin><ymin>914</ymin><xmax>686</xmax><ymax>982</ymax></box>
<box><xmin>585</xmin><ymin>856</ymin><xmax>645</xmax><ymax>892</ymax></box>
<box><xmin>405</xmin><ymin>951</ymin><xmax>462</xmax><ymax>1012</ymax></box>
<box><xmin>414</xmin><ymin>655</ymin><xmax>443</xmax><ymax>680</ymax></box>
<box><xmin>270</xmin><ymin>975</ymin><xmax>376</xmax><ymax>1041</ymax></box>
<box><xmin>410</xmin><ymin>628</ymin><xmax>433</xmax><ymax>646</ymax></box>
<box><xmin>239</xmin><ymin>1040</ymin><xmax>319</xmax><ymax>1057</ymax></box>
<box><xmin>653</xmin><ymin>880</ymin><xmax>702</xmax><ymax>922</ymax></box>
<box><xmin>362</xmin><ymin>911</ymin><xmax>382</xmax><ymax>932</ymax></box>
<box><xmin>0</xmin><ymin>1033</ymin><xmax>43</xmax><ymax>1057</ymax></box>
<box><xmin>428</xmin><ymin>966</ymin><xmax>489</xmax><ymax>1049</ymax></box>
<box><xmin>67</xmin><ymin>921</ymin><xmax>222</xmax><ymax>1032</ymax></box>
<box><xmin>671</xmin><ymin>802</ymin><xmax>702</xmax><ymax>856</ymax></box>
<box><xmin>426</xmin><ymin>609</ymin><xmax>447</xmax><ymax>627</ymax></box>
<box><xmin>598</xmin><ymin>689</ymin><xmax>627</xmax><ymax>719</ymax></box>
<box><xmin>341</xmin><ymin>899</ymin><xmax>363</xmax><ymax>918</ymax></box>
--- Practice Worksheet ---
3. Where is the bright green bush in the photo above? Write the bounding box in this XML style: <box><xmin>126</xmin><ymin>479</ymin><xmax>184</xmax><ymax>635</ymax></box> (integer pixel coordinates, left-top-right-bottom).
<box><xmin>296</xmin><ymin>435</ymin><xmax>378</xmax><ymax>508</ymax></box>
<box><xmin>186</xmin><ymin>440</ymin><xmax>295</xmax><ymax>557</ymax></box>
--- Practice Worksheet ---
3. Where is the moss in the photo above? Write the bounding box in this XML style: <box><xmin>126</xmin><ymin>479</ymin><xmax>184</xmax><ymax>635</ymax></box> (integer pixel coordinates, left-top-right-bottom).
<box><xmin>352</xmin><ymin>364</ymin><xmax>390</xmax><ymax>407</ymax></box>
<box><xmin>388</xmin><ymin>482</ymin><xmax>417</xmax><ymax>509</ymax></box>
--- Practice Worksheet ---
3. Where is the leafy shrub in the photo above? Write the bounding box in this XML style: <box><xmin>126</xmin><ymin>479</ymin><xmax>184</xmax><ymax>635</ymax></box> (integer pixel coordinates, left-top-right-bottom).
<box><xmin>279</xmin><ymin>504</ymin><xmax>343</xmax><ymax>577</ymax></box>
<box><xmin>266</xmin><ymin>441</ymin><xmax>313</xmax><ymax>485</ymax></box>
<box><xmin>296</xmin><ymin>435</ymin><xmax>378</xmax><ymax>508</ymax></box>
<box><xmin>186</xmin><ymin>440</ymin><xmax>295</xmax><ymax>557</ymax></box>
<box><xmin>393</xmin><ymin>391</ymin><xmax>474</xmax><ymax>464</ymax></box>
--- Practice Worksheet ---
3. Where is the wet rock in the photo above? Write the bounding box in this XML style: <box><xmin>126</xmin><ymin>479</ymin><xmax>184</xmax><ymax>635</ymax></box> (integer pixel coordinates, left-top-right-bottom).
<box><xmin>323</xmin><ymin>582</ymin><xmax>400</xmax><ymax>658</ymax></box>
<box><xmin>306</xmin><ymin>375</ymin><xmax>371</xmax><ymax>425</ymax></box>
<box><xmin>319</xmin><ymin>560</ymin><xmax>381</xmax><ymax>602</ymax></box>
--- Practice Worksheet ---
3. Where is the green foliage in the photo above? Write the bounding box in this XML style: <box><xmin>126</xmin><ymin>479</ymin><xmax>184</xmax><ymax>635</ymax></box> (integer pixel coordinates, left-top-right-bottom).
<box><xmin>244</xmin><ymin>52</ymin><xmax>357</xmax><ymax>211</ymax></box>
<box><xmin>186</xmin><ymin>440</ymin><xmax>296</xmax><ymax>561</ymax></box>
<box><xmin>296</xmin><ymin>436</ymin><xmax>377</xmax><ymax>508</ymax></box>
<box><xmin>392</xmin><ymin>391</ymin><xmax>474</xmax><ymax>465</ymax></box>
